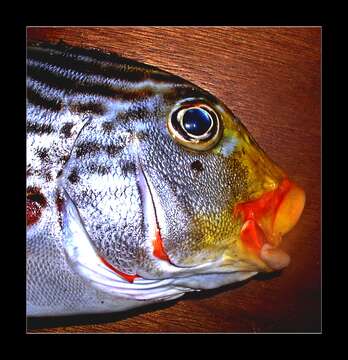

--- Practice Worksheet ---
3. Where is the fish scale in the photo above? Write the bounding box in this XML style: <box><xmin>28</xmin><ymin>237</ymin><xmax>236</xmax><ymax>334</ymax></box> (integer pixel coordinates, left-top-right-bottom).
<box><xmin>27</xmin><ymin>42</ymin><xmax>305</xmax><ymax>317</ymax></box>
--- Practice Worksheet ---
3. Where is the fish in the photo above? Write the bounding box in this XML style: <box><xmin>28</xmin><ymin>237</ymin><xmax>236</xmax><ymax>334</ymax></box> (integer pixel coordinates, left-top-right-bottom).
<box><xmin>26</xmin><ymin>41</ymin><xmax>306</xmax><ymax>317</ymax></box>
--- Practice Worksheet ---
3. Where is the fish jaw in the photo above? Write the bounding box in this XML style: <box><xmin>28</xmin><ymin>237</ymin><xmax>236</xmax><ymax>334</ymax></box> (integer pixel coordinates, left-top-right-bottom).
<box><xmin>233</xmin><ymin>178</ymin><xmax>306</xmax><ymax>271</ymax></box>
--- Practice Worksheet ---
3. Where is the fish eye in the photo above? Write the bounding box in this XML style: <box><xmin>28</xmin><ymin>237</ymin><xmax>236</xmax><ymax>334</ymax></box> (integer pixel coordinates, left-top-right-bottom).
<box><xmin>167</xmin><ymin>101</ymin><xmax>223</xmax><ymax>151</ymax></box>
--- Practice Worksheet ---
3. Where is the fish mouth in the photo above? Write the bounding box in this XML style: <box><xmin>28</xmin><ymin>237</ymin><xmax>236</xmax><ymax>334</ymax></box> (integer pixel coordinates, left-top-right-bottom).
<box><xmin>234</xmin><ymin>178</ymin><xmax>306</xmax><ymax>271</ymax></box>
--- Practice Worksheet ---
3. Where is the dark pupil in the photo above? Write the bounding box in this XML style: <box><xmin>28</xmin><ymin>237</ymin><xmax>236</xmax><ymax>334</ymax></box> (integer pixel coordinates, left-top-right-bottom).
<box><xmin>182</xmin><ymin>108</ymin><xmax>212</xmax><ymax>136</ymax></box>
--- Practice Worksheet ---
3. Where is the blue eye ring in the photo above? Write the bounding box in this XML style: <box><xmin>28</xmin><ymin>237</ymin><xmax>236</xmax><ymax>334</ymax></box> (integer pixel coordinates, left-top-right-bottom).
<box><xmin>168</xmin><ymin>101</ymin><xmax>223</xmax><ymax>151</ymax></box>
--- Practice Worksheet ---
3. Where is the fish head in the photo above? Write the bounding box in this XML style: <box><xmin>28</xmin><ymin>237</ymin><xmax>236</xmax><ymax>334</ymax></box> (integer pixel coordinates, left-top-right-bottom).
<box><xmin>148</xmin><ymin>90</ymin><xmax>306</xmax><ymax>274</ymax></box>
<box><xmin>60</xmin><ymin>75</ymin><xmax>305</xmax><ymax>299</ymax></box>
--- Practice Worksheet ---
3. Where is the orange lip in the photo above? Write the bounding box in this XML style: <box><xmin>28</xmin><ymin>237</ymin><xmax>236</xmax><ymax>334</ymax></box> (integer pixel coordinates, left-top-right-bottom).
<box><xmin>234</xmin><ymin>178</ymin><xmax>305</xmax><ymax>269</ymax></box>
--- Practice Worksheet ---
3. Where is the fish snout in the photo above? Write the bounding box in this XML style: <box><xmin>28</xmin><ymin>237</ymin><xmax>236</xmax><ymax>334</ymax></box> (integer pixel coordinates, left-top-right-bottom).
<box><xmin>234</xmin><ymin>178</ymin><xmax>306</xmax><ymax>271</ymax></box>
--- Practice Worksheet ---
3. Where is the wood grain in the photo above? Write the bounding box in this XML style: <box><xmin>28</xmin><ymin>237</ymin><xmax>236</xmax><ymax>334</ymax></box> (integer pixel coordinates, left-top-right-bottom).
<box><xmin>26</xmin><ymin>26</ymin><xmax>321</xmax><ymax>333</ymax></box>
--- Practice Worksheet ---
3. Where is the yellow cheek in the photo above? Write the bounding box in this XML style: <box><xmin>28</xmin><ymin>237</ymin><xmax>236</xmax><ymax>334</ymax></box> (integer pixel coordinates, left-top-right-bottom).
<box><xmin>189</xmin><ymin>209</ymin><xmax>241</xmax><ymax>258</ymax></box>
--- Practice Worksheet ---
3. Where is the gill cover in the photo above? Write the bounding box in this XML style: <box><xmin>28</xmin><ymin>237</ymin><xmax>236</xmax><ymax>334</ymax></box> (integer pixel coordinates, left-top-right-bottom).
<box><xmin>61</xmin><ymin>187</ymin><xmax>257</xmax><ymax>300</ymax></box>
<box><xmin>61</xmin><ymin>188</ymin><xmax>190</xmax><ymax>301</ymax></box>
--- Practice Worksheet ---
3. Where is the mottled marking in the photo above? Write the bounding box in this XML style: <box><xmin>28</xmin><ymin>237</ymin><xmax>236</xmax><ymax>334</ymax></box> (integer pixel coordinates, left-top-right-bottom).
<box><xmin>75</xmin><ymin>142</ymin><xmax>101</xmax><ymax>158</ymax></box>
<box><xmin>60</xmin><ymin>122</ymin><xmax>74</xmax><ymax>138</ymax></box>
<box><xmin>101</xmin><ymin>121</ymin><xmax>114</xmax><ymax>133</ymax></box>
<box><xmin>27</xmin><ymin>187</ymin><xmax>47</xmax><ymax>207</ymax></box>
<box><xmin>86</xmin><ymin>163</ymin><xmax>111</xmax><ymax>175</ymax></box>
<box><xmin>27</xmin><ymin>87</ymin><xmax>63</xmax><ymax>112</ymax></box>
<box><xmin>27</xmin><ymin>122</ymin><xmax>54</xmax><ymax>135</ymax></box>
<box><xmin>28</xmin><ymin>168</ymin><xmax>54</xmax><ymax>181</ymax></box>
<box><xmin>98</xmin><ymin>165</ymin><xmax>111</xmax><ymax>175</ymax></box>
<box><xmin>136</xmin><ymin>131</ymin><xmax>148</xmax><ymax>140</ymax></box>
<box><xmin>70</xmin><ymin>102</ymin><xmax>106</xmax><ymax>115</ymax></box>
<box><xmin>121</xmin><ymin>161</ymin><xmax>137</xmax><ymax>176</ymax></box>
<box><xmin>26</xmin><ymin>187</ymin><xmax>47</xmax><ymax>226</ymax></box>
<box><xmin>44</xmin><ymin>172</ymin><xmax>53</xmax><ymax>181</ymax></box>
<box><xmin>106</xmin><ymin>144</ymin><xmax>123</xmax><ymax>156</ymax></box>
<box><xmin>67</xmin><ymin>168</ymin><xmax>80</xmax><ymax>184</ymax></box>
<box><xmin>116</xmin><ymin>106</ymin><xmax>156</xmax><ymax>123</ymax></box>
<box><xmin>35</xmin><ymin>147</ymin><xmax>50</xmax><ymax>162</ymax></box>
<box><xmin>87</xmin><ymin>163</ymin><xmax>98</xmax><ymax>173</ymax></box>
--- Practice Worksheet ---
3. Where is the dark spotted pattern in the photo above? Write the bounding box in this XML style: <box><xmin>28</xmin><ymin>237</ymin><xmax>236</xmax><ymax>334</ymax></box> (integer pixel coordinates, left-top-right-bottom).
<box><xmin>27</xmin><ymin>186</ymin><xmax>47</xmax><ymax>207</ymax></box>
<box><xmin>69</xmin><ymin>102</ymin><xmax>106</xmax><ymax>115</ymax></box>
<box><xmin>27</xmin><ymin>122</ymin><xmax>54</xmax><ymax>135</ymax></box>
<box><xmin>75</xmin><ymin>142</ymin><xmax>101</xmax><ymax>158</ymax></box>
<box><xmin>35</xmin><ymin>147</ymin><xmax>50</xmax><ymax>162</ymax></box>
<box><xmin>116</xmin><ymin>106</ymin><xmax>157</xmax><ymax>124</ymax></box>
<box><xmin>67</xmin><ymin>168</ymin><xmax>80</xmax><ymax>184</ymax></box>
<box><xmin>105</xmin><ymin>144</ymin><xmax>123</xmax><ymax>156</ymax></box>
<box><xmin>26</xmin><ymin>186</ymin><xmax>48</xmax><ymax>227</ymax></box>
<box><xmin>101</xmin><ymin>121</ymin><xmax>114</xmax><ymax>133</ymax></box>
<box><xmin>87</xmin><ymin>163</ymin><xmax>111</xmax><ymax>175</ymax></box>
<box><xmin>60</xmin><ymin>123</ymin><xmax>74</xmax><ymax>138</ymax></box>
<box><xmin>121</xmin><ymin>161</ymin><xmax>137</xmax><ymax>176</ymax></box>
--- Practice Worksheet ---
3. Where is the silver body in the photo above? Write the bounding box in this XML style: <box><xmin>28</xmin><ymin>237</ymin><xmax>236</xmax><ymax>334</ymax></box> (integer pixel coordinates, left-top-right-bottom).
<box><xmin>27</xmin><ymin>43</ymin><xmax>259</xmax><ymax>317</ymax></box>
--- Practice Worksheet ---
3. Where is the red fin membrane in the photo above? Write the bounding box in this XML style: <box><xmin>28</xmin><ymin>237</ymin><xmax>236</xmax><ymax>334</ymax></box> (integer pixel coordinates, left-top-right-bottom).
<box><xmin>153</xmin><ymin>228</ymin><xmax>170</xmax><ymax>262</ymax></box>
<box><xmin>99</xmin><ymin>257</ymin><xmax>138</xmax><ymax>283</ymax></box>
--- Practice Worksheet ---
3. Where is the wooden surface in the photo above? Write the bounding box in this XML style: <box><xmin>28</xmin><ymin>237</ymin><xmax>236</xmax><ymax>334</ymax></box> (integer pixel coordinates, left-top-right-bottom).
<box><xmin>26</xmin><ymin>26</ymin><xmax>321</xmax><ymax>333</ymax></box>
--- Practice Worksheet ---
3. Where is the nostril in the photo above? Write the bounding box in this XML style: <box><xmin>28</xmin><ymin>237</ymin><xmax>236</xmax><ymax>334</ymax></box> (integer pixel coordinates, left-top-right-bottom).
<box><xmin>191</xmin><ymin>160</ymin><xmax>203</xmax><ymax>172</ymax></box>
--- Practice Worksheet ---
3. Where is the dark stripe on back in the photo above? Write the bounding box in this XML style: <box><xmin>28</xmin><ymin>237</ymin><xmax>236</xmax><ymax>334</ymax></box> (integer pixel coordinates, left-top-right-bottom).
<box><xmin>27</xmin><ymin>122</ymin><xmax>54</xmax><ymax>135</ymax></box>
<box><xmin>27</xmin><ymin>43</ymin><xmax>182</xmax><ymax>84</ymax></box>
<box><xmin>27</xmin><ymin>87</ymin><xmax>63</xmax><ymax>111</ymax></box>
<box><xmin>69</xmin><ymin>102</ymin><xmax>106</xmax><ymax>115</ymax></box>
<box><xmin>27</xmin><ymin>63</ymin><xmax>157</xmax><ymax>101</ymax></box>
